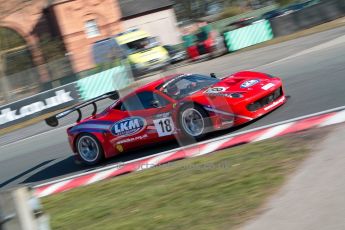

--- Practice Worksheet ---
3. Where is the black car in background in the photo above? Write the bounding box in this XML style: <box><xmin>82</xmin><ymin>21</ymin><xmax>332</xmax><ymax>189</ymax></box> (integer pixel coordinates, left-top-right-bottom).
<box><xmin>163</xmin><ymin>45</ymin><xmax>187</xmax><ymax>64</ymax></box>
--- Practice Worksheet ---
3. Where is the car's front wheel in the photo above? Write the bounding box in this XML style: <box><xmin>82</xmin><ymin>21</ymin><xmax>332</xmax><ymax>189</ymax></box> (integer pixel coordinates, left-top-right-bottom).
<box><xmin>178</xmin><ymin>104</ymin><xmax>211</xmax><ymax>142</ymax></box>
<box><xmin>76</xmin><ymin>134</ymin><xmax>104</xmax><ymax>165</ymax></box>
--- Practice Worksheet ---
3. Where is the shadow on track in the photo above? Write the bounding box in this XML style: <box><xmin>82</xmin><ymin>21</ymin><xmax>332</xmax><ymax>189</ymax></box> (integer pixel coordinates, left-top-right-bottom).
<box><xmin>22</xmin><ymin>156</ymin><xmax>82</xmax><ymax>186</ymax></box>
<box><xmin>0</xmin><ymin>160</ymin><xmax>55</xmax><ymax>188</ymax></box>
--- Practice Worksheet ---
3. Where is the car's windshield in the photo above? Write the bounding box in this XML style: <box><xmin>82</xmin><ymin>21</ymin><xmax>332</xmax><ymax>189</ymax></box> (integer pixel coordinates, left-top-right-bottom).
<box><xmin>123</xmin><ymin>37</ymin><xmax>157</xmax><ymax>54</ymax></box>
<box><xmin>160</xmin><ymin>74</ymin><xmax>220</xmax><ymax>100</ymax></box>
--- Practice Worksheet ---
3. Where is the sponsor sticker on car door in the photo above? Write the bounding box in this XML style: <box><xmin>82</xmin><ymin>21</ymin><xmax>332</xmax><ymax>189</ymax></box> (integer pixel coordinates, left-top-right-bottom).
<box><xmin>110</xmin><ymin>117</ymin><xmax>146</xmax><ymax>137</ymax></box>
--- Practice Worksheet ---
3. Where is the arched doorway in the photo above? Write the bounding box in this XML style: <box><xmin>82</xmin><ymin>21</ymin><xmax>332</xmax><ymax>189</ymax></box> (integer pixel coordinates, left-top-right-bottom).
<box><xmin>0</xmin><ymin>27</ymin><xmax>40</xmax><ymax>104</ymax></box>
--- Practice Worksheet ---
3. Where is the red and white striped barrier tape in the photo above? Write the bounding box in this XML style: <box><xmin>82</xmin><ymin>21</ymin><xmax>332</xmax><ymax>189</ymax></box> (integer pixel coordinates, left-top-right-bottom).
<box><xmin>34</xmin><ymin>108</ymin><xmax>345</xmax><ymax>198</ymax></box>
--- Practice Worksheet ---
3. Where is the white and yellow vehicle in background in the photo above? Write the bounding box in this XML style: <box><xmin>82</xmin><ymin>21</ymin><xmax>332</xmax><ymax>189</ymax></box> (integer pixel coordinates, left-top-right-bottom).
<box><xmin>92</xmin><ymin>29</ymin><xmax>170</xmax><ymax>77</ymax></box>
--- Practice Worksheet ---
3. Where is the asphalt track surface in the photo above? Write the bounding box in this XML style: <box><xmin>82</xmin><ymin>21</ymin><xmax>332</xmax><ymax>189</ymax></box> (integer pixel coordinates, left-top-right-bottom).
<box><xmin>1</xmin><ymin>26</ymin><xmax>345</xmax><ymax>190</ymax></box>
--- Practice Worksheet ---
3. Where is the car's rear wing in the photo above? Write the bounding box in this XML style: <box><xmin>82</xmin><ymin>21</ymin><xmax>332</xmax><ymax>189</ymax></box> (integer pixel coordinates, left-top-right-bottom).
<box><xmin>45</xmin><ymin>90</ymin><xmax>119</xmax><ymax>127</ymax></box>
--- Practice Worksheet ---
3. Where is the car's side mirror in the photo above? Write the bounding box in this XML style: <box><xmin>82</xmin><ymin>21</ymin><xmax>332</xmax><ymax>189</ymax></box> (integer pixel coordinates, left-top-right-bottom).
<box><xmin>210</xmin><ymin>73</ymin><xmax>217</xmax><ymax>78</ymax></box>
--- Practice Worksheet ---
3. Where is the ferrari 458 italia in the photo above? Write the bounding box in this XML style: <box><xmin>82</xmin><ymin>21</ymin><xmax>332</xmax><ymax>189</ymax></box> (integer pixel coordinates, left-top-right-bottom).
<box><xmin>46</xmin><ymin>71</ymin><xmax>286</xmax><ymax>165</ymax></box>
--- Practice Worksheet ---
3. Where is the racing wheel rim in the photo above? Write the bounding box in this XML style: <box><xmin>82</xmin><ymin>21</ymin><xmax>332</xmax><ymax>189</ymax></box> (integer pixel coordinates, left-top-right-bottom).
<box><xmin>77</xmin><ymin>136</ymin><xmax>100</xmax><ymax>163</ymax></box>
<box><xmin>181</xmin><ymin>108</ymin><xmax>205</xmax><ymax>137</ymax></box>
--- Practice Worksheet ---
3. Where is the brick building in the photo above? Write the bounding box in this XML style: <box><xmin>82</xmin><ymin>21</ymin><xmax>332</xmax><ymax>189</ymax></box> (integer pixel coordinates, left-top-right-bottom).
<box><xmin>50</xmin><ymin>0</ymin><xmax>123</xmax><ymax>73</ymax></box>
<box><xmin>0</xmin><ymin>0</ymin><xmax>178</xmax><ymax>86</ymax></box>
<box><xmin>0</xmin><ymin>0</ymin><xmax>52</xmax><ymax>83</ymax></box>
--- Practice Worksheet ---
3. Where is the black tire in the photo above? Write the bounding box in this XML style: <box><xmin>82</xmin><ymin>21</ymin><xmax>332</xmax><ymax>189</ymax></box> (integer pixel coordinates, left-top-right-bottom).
<box><xmin>76</xmin><ymin>133</ymin><xmax>104</xmax><ymax>166</ymax></box>
<box><xmin>178</xmin><ymin>104</ymin><xmax>211</xmax><ymax>142</ymax></box>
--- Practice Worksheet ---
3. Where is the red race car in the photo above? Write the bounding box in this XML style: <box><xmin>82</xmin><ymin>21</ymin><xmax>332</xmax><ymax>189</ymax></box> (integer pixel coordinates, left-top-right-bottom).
<box><xmin>46</xmin><ymin>71</ymin><xmax>286</xmax><ymax>165</ymax></box>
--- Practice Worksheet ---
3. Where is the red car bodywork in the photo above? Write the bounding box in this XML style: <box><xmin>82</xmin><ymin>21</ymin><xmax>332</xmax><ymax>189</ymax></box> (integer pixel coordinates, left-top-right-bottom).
<box><xmin>67</xmin><ymin>71</ymin><xmax>286</xmax><ymax>160</ymax></box>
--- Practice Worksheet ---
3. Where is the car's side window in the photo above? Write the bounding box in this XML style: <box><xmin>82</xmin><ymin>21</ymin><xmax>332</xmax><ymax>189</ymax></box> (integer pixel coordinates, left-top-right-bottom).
<box><xmin>121</xmin><ymin>92</ymin><xmax>170</xmax><ymax>111</ymax></box>
<box><xmin>153</xmin><ymin>93</ymin><xmax>170</xmax><ymax>107</ymax></box>
<box><xmin>140</xmin><ymin>92</ymin><xmax>170</xmax><ymax>109</ymax></box>
<box><xmin>121</xmin><ymin>95</ymin><xmax>143</xmax><ymax>111</ymax></box>
<box><xmin>113</xmin><ymin>101</ymin><xmax>125</xmax><ymax>111</ymax></box>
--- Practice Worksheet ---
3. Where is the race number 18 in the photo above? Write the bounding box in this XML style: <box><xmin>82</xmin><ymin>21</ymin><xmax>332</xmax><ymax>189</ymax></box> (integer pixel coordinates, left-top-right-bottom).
<box><xmin>153</xmin><ymin>117</ymin><xmax>175</xmax><ymax>137</ymax></box>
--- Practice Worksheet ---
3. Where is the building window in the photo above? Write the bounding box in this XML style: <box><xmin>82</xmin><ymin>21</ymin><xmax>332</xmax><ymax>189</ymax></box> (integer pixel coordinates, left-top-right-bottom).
<box><xmin>85</xmin><ymin>20</ymin><xmax>100</xmax><ymax>38</ymax></box>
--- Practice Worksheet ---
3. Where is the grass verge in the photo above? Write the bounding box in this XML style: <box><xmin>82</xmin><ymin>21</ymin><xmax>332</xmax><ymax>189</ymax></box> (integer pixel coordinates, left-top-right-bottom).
<box><xmin>42</xmin><ymin>129</ymin><xmax>326</xmax><ymax>230</ymax></box>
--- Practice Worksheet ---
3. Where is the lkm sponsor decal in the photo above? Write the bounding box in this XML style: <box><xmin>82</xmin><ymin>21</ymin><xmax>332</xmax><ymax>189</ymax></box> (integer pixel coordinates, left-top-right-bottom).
<box><xmin>110</xmin><ymin>117</ymin><xmax>146</xmax><ymax>137</ymax></box>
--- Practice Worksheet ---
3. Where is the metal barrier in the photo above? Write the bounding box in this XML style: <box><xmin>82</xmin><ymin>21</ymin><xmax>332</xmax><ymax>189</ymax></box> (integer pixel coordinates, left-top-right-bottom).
<box><xmin>271</xmin><ymin>0</ymin><xmax>345</xmax><ymax>37</ymax></box>
<box><xmin>270</xmin><ymin>13</ymin><xmax>300</xmax><ymax>37</ymax></box>
<box><xmin>339</xmin><ymin>0</ymin><xmax>345</xmax><ymax>12</ymax></box>
<box><xmin>295</xmin><ymin>4</ymin><xmax>325</xmax><ymax>29</ymax></box>
<box><xmin>211</xmin><ymin>4</ymin><xmax>278</xmax><ymax>33</ymax></box>
<box><xmin>320</xmin><ymin>0</ymin><xmax>345</xmax><ymax>21</ymax></box>
<box><xmin>0</xmin><ymin>56</ymin><xmax>74</xmax><ymax>106</ymax></box>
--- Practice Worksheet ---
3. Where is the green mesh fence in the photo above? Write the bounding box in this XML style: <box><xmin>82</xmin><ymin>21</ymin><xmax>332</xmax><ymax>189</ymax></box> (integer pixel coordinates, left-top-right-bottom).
<box><xmin>224</xmin><ymin>20</ymin><xmax>274</xmax><ymax>52</ymax></box>
<box><xmin>77</xmin><ymin>65</ymin><xmax>133</xmax><ymax>101</ymax></box>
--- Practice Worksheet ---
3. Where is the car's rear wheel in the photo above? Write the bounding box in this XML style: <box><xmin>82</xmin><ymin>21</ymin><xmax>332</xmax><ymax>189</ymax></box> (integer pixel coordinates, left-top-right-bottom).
<box><xmin>178</xmin><ymin>104</ymin><xmax>211</xmax><ymax>142</ymax></box>
<box><xmin>76</xmin><ymin>134</ymin><xmax>104</xmax><ymax>165</ymax></box>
